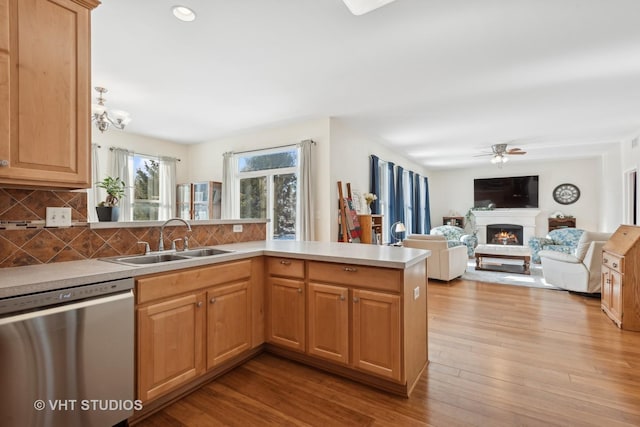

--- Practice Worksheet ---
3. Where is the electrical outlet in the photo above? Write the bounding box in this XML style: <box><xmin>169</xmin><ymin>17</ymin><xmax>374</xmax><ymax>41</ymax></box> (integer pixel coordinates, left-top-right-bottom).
<box><xmin>233</xmin><ymin>224</ymin><xmax>243</xmax><ymax>233</ymax></box>
<box><xmin>46</xmin><ymin>207</ymin><xmax>72</xmax><ymax>227</ymax></box>
<box><xmin>413</xmin><ymin>286</ymin><xmax>420</xmax><ymax>300</ymax></box>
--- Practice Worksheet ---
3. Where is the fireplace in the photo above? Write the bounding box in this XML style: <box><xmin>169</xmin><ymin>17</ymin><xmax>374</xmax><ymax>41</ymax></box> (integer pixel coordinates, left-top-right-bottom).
<box><xmin>472</xmin><ymin>209</ymin><xmax>541</xmax><ymax>245</ymax></box>
<box><xmin>487</xmin><ymin>224</ymin><xmax>523</xmax><ymax>245</ymax></box>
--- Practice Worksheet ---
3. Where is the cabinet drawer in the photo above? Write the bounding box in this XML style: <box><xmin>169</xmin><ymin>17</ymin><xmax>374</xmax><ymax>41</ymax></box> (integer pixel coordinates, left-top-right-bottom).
<box><xmin>266</xmin><ymin>257</ymin><xmax>305</xmax><ymax>279</ymax></box>
<box><xmin>308</xmin><ymin>261</ymin><xmax>401</xmax><ymax>292</ymax></box>
<box><xmin>137</xmin><ymin>260</ymin><xmax>252</xmax><ymax>304</ymax></box>
<box><xmin>602</xmin><ymin>252</ymin><xmax>624</xmax><ymax>273</ymax></box>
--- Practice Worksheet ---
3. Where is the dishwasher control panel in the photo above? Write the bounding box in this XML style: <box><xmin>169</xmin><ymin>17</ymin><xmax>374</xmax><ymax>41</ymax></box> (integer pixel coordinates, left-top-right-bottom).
<box><xmin>0</xmin><ymin>277</ymin><xmax>134</xmax><ymax>316</ymax></box>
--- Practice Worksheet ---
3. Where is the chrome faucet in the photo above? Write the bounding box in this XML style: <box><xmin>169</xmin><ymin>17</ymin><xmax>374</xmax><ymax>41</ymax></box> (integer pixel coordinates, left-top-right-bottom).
<box><xmin>158</xmin><ymin>218</ymin><xmax>192</xmax><ymax>251</ymax></box>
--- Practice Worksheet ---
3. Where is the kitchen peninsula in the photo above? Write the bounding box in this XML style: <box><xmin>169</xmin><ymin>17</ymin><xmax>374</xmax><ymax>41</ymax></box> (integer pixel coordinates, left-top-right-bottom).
<box><xmin>0</xmin><ymin>241</ymin><xmax>430</xmax><ymax>422</ymax></box>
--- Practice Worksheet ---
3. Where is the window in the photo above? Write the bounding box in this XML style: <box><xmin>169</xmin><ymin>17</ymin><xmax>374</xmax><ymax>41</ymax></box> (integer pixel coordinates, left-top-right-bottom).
<box><xmin>236</xmin><ymin>147</ymin><xmax>299</xmax><ymax>240</ymax></box>
<box><xmin>132</xmin><ymin>155</ymin><xmax>160</xmax><ymax>220</ymax></box>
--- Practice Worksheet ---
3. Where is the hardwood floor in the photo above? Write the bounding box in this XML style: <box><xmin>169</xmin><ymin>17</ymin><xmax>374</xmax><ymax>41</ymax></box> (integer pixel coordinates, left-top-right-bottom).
<box><xmin>135</xmin><ymin>280</ymin><xmax>640</xmax><ymax>426</ymax></box>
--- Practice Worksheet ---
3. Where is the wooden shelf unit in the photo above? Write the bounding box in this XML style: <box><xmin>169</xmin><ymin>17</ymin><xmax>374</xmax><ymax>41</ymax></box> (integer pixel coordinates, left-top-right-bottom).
<box><xmin>548</xmin><ymin>217</ymin><xmax>576</xmax><ymax>231</ymax></box>
<box><xmin>443</xmin><ymin>216</ymin><xmax>464</xmax><ymax>227</ymax></box>
<box><xmin>358</xmin><ymin>214</ymin><xmax>384</xmax><ymax>244</ymax></box>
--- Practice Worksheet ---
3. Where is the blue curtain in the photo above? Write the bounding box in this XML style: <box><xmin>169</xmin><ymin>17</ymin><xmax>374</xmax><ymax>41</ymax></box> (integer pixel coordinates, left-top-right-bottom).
<box><xmin>413</xmin><ymin>173</ymin><xmax>422</xmax><ymax>233</ymax></box>
<box><xmin>395</xmin><ymin>166</ymin><xmax>405</xmax><ymax>226</ymax></box>
<box><xmin>423</xmin><ymin>176</ymin><xmax>432</xmax><ymax>233</ymax></box>
<box><xmin>369</xmin><ymin>155</ymin><xmax>380</xmax><ymax>214</ymax></box>
<box><xmin>387</xmin><ymin>162</ymin><xmax>396</xmax><ymax>227</ymax></box>
<box><xmin>407</xmin><ymin>171</ymin><xmax>414</xmax><ymax>234</ymax></box>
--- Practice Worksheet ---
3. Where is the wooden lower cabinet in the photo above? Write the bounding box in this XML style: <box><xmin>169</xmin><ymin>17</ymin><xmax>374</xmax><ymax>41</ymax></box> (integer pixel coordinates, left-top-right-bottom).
<box><xmin>266</xmin><ymin>276</ymin><xmax>305</xmax><ymax>351</ymax></box>
<box><xmin>352</xmin><ymin>289</ymin><xmax>401</xmax><ymax>381</ymax></box>
<box><xmin>136</xmin><ymin>260</ymin><xmax>256</xmax><ymax>404</ymax></box>
<box><xmin>307</xmin><ymin>283</ymin><xmax>349</xmax><ymax>364</ymax></box>
<box><xmin>206</xmin><ymin>281</ymin><xmax>251</xmax><ymax>369</ymax></box>
<box><xmin>137</xmin><ymin>293</ymin><xmax>205</xmax><ymax>402</ymax></box>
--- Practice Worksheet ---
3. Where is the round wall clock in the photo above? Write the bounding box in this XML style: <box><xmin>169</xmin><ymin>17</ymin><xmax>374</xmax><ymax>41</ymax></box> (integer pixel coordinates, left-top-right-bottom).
<box><xmin>553</xmin><ymin>183</ymin><xmax>580</xmax><ymax>205</ymax></box>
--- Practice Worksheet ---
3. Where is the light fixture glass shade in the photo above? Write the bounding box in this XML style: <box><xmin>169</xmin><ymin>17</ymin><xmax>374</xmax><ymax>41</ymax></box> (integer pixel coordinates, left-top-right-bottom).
<box><xmin>342</xmin><ymin>0</ymin><xmax>397</xmax><ymax>15</ymax></box>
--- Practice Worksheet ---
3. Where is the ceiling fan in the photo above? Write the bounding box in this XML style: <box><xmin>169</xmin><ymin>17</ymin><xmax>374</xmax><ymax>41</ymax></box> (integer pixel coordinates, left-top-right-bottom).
<box><xmin>342</xmin><ymin>0</ymin><xmax>397</xmax><ymax>15</ymax></box>
<box><xmin>475</xmin><ymin>143</ymin><xmax>527</xmax><ymax>165</ymax></box>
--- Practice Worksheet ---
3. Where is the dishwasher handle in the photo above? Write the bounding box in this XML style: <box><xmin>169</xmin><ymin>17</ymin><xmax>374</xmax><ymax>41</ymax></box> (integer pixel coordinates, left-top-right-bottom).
<box><xmin>0</xmin><ymin>290</ymin><xmax>133</xmax><ymax>326</ymax></box>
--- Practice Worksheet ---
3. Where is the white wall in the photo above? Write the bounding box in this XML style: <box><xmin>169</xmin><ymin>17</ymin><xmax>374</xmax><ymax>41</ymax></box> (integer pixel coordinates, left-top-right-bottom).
<box><xmin>329</xmin><ymin>118</ymin><xmax>430</xmax><ymax>241</ymax></box>
<box><xmin>429</xmin><ymin>157</ymin><xmax>611</xmax><ymax>237</ymax></box>
<box><xmin>187</xmin><ymin>118</ymin><xmax>332</xmax><ymax>240</ymax></box>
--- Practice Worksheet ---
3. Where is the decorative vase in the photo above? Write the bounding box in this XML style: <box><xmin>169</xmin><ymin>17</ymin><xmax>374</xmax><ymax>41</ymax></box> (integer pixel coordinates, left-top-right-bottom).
<box><xmin>366</xmin><ymin>204</ymin><xmax>372</xmax><ymax>214</ymax></box>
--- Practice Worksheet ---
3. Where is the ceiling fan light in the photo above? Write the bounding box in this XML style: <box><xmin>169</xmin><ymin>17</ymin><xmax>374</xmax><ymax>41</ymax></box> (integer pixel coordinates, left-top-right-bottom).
<box><xmin>342</xmin><ymin>0</ymin><xmax>397</xmax><ymax>15</ymax></box>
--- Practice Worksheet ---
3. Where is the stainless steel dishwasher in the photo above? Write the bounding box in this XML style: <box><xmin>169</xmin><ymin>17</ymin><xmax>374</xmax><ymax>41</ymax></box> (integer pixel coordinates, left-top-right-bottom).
<box><xmin>0</xmin><ymin>277</ymin><xmax>135</xmax><ymax>427</ymax></box>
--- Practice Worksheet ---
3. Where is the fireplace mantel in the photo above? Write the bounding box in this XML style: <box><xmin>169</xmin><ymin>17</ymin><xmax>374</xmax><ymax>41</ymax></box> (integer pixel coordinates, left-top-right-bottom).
<box><xmin>472</xmin><ymin>209</ymin><xmax>541</xmax><ymax>245</ymax></box>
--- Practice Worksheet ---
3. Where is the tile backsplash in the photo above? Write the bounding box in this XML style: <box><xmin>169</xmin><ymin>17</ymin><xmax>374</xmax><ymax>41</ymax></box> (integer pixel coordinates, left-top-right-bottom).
<box><xmin>0</xmin><ymin>188</ymin><xmax>265</xmax><ymax>268</ymax></box>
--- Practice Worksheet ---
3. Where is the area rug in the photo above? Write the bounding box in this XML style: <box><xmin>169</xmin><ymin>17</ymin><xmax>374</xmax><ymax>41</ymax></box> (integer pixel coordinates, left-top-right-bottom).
<box><xmin>461</xmin><ymin>260</ymin><xmax>560</xmax><ymax>290</ymax></box>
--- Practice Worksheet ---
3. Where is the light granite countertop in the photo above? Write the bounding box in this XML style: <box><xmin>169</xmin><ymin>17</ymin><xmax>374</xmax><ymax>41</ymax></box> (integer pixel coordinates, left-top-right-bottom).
<box><xmin>0</xmin><ymin>241</ymin><xmax>429</xmax><ymax>299</ymax></box>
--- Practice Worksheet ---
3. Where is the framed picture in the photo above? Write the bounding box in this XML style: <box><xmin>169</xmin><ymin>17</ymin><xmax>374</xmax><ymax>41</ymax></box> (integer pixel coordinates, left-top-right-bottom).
<box><xmin>350</xmin><ymin>189</ymin><xmax>364</xmax><ymax>213</ymax></box>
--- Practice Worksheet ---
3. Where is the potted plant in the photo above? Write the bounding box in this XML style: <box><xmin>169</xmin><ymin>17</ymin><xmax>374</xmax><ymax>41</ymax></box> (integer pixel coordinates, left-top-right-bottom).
<box><xmin>96</xmin><ymin>176</ymin><xmax>126</xmax><ymax>222</ymax></box>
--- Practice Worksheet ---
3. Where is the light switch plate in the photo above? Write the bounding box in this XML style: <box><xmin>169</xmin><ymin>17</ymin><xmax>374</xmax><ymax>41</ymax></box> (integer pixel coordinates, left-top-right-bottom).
<box><xmin>233</xmin><ymin>224</ymin><xmax>243</xmax><ymax>233</ymax></box>
<box><xmin>413</xmin><ymin>286</ymin><xmax>420</xmax><ymax>300</ymax></box>
<box><xmin>46</xmin><ymin>207</ymin><xmax>72</xmax><ymax>227</ymax></box>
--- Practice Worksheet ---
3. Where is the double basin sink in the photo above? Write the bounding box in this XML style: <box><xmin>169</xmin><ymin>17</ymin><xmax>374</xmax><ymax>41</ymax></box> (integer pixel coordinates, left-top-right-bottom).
<box><xmin>103</xmin><ymin>248</ymin><xmax>232</xmax><ymax>266</ymax></box>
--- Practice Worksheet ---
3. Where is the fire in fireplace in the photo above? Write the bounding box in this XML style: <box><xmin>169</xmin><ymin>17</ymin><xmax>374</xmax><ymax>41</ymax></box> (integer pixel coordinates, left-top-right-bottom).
<box><xmin>487</xmin><ymin>224</ymin><xmax>524</xmax><ymax>245</ymax></box>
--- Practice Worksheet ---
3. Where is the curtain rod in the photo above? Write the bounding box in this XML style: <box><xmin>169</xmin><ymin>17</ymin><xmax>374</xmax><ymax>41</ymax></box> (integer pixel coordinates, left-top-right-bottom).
<box><xmin>109</xmin><ymin>146</ymin><xmax>181</xmax><ymax>162</ymax></box>
<box><xmin>229</xmin><ymin>139</ymin><xmax>316</xmax><ymax>155</ymax></box>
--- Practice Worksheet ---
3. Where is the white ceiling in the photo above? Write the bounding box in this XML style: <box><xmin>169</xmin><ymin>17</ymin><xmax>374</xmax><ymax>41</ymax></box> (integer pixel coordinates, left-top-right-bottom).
<box><xmin>92</xmin><ymin>0</ymin><xmax>640</xmax><ymax>169</ymax></box>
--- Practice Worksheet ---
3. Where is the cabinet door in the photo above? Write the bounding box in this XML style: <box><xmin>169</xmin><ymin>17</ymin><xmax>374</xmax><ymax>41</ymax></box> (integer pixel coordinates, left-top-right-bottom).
<box><xmin>308</xmin><ymin>283</ymin><xmax>349</xmax><ymax>364</ymax></box>
<box><xmin>137</xmin><ymin>293</ymin><xmax>205</xmax><ymax>402</ymax></box>
<box><xmin>0</xmin><ymin>0</ymin><xmax>97</xmax><ymax>188</ymax></box>
<box><xmin>266</xmin><ymin>277</ymin><xmax>305</xmax><ymax>351</ymax></box>
<box><xmin>352</xmin><ymin>289</ymin><xmax>401</xmax><ymax>381</ymax></box>
<box><xmin>601</xmin><ymin>266</ymin><xmax>612</xmax><ymax>312</ymax></box>
<box><xmin>207</xmin><ymin>281</ymin><xmax>251</xmax><ymax>369</ymax></box>
<box><xmin>609</xmin><ymin>269</ymin><xmax>623</xmax><ymax>325</ymax></box>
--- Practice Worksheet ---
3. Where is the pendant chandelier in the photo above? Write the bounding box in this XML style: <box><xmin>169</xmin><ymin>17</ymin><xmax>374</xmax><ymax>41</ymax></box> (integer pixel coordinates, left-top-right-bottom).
<box><xmin>91</xmin><ymin>87</ymin><xmax>131</xmax><ymax>133</ymax></box>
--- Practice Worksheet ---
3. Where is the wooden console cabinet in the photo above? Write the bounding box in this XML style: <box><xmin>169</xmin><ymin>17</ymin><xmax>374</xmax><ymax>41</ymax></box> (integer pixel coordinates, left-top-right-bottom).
<box><xmin>601</xmin><ymin>225</ymin><xmax>640</xmax><ymax>331</ymax></box>
<box><xmin>358</xmin><ymin>214</ymin><xmax>384</xmax><ymax>244</ymax></box>
<box><xmin>0</xmin><ymin>0</ymin><xmax>99</xmax><ymax>188</ymax></box>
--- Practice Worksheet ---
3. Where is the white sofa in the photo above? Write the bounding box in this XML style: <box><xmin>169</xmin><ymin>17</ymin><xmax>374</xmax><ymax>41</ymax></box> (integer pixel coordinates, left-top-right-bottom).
<box><xmin>403</xmin><ymin>234</ymin><xmax>467</xmax><ymax>282</ymax></box>
<box><xmin>538</xmin><ymin>231</ymin><xmax>612</xmax><ymax>293</ymax></box>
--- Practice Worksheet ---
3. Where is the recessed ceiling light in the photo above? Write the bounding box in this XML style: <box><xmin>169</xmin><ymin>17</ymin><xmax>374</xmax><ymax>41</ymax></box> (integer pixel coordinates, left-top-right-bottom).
<box><xmin>172</xmin><ymin>5</ymin><xmax>196</xmax><ymax>22</ymax></box>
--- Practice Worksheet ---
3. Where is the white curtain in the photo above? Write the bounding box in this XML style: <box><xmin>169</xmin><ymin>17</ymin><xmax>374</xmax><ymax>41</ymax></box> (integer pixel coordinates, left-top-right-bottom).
<box><xmin>159</xmin><ymin>157</ymin><xmax>177</xmax><ymax>220</ymax></box>
<box><xmin>298</xmin><ymin>139</ymin><xmax>315</xmax><ymax>241</ymax></box>
<box><xmin>222</xmin><ymin>152</ymin><xmax>236</xmax><ymax>219</ymax></box>
<box><xmin>111</xmin><ymin>147</ymin><xmax>132</xmax><ymax>222</ymax></box>
<box><xmin>88</xmin><ymin>143</ymin><xmax>101</xmax><ymax>222</ymax></box>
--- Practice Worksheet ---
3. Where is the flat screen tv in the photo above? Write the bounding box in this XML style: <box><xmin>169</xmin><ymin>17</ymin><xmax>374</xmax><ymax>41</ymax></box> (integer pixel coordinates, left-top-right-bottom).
<box><xmin>474</xmin><ymin>175</ymin><xmax>539</xmax><ymax>208</ymax></box>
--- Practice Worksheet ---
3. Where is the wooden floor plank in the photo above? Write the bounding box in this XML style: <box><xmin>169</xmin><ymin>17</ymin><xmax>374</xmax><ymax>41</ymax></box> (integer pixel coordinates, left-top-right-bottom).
<box><xmin>135</xmin><ymin>280</ymin><xmax>640</xmax><ymax>427</ymax></box>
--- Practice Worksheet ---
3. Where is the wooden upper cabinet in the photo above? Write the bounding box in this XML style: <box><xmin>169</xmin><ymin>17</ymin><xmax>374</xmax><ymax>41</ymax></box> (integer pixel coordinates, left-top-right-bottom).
<box><xmin>0</xmin><ymin>0</ymin><xmax>100</xmax><ymax>188</ymax></box>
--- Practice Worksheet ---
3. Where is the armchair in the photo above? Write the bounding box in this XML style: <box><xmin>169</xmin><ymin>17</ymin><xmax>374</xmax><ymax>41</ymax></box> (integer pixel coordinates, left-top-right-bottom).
<box><xmin>430</xmin><ymin>225</ymin><xmax>476</xmax><ymax>257</ymax></box>
<box><xmin>528</xmin><ymin>228</ymin><xmax>585</xmax><ymax>263</ymax></box>
<box><xmin>539</xmin><ymin>231</ymin><xmax>612</xmax><ymax>293</ymax></box>
<box><xmin>403</xmin><ymin>235</ymin><xmax>468</xmax><ymax>281</ymax></box>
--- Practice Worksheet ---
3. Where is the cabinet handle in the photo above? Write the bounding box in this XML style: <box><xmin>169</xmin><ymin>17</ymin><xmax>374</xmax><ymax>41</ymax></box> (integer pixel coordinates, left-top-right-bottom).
<box><xmin>613</xmin><ymin>262</ymin><xmax>618</xmax><ymax>268</ymax></box>
<box><xmin>297</xmin><ymin>288</ymin><xmax>303</xmax><ymax>293</ymax></box>
<box><xmin>606</xmin><ymin>279</ymin><xmax>611</xmax><ymax>284</ymax></box>
<box><xmin>0</xmin><ymin>160</ymin><xmax>8</xmax><ymax>167</ymax></box>
<box><xmin>210</xmin><ymin>297</ymin><xmax>216</xmax><ymax>304</ymax></box>
<box><xmin>339</xmin><ymin>295</ymin><xmax>345</xmax><ymax>301</ymax></box>
<box><xmin>344</xmin><ymin>267</ymin><xmax>357</xmax><ymax>272</ymax></box>
<box><xmin>280</xmin><ymin>260</ymin><xmax>291</xmax><ymax>265</ymax></box>
<box><xmin>353</xmin><ymin>297</ymin><xmax>360</xmax><ymax>303</ymax></box>
<box><xmin>196</xmin><ymin>301</ymin><xmax>203</xmax><ymax>308</ymax></box>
